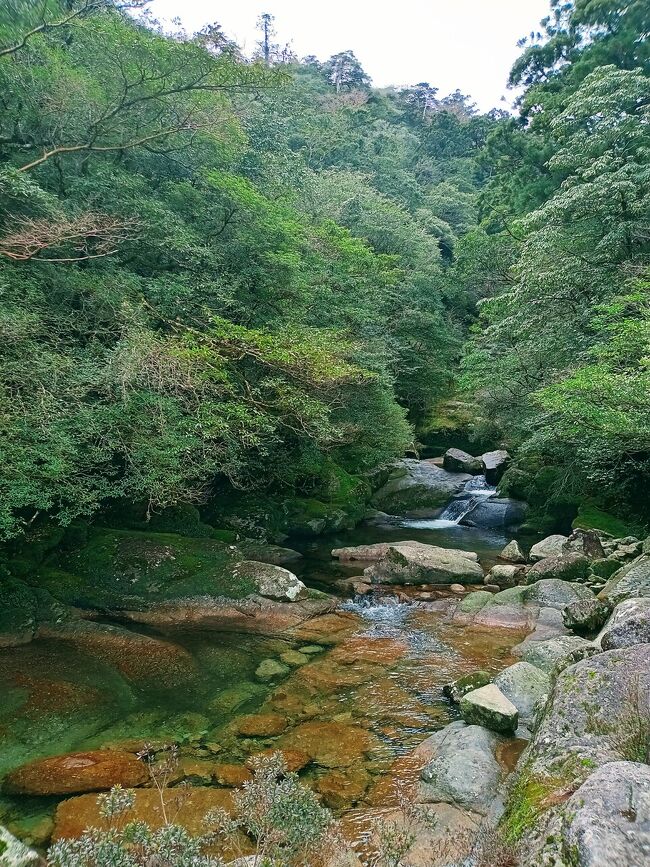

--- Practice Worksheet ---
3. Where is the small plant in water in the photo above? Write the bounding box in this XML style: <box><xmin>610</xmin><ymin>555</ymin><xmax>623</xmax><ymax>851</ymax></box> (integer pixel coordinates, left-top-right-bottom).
<box><xmin>47</xmin><ymin>750</ymin><xmax>338</xmax><ymax>867</ymax></box>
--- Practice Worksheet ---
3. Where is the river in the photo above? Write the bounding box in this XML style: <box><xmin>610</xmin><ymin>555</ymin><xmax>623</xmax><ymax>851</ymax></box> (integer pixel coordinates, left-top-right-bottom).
<box><xmin>0</xmin><ymin>482</ymin><xmax>529</xmax><ymax>852</ymax></box>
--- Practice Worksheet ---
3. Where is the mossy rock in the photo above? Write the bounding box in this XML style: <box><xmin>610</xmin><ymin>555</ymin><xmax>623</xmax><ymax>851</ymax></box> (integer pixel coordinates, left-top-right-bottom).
<box><xmin>34</xmin><ymin>528</ymin><xmax>257</xmax><ymax>611</ymax></box>
<box><xmin>572</xmin><ymin>504</ymin><xmax>641</xmax><ymax>539</ymax></box>
<box><xmin>99</xmin><ymin>500</ymin><xmax>217</xmax><ymax>538</ymax></box>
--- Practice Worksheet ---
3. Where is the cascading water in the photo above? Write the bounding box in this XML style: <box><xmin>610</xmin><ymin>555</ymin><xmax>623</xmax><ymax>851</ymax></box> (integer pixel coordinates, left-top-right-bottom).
<box><xmin>399</xmin><ymin>474</ymin><xmax>496</xmax><ymax>529</ymax></box>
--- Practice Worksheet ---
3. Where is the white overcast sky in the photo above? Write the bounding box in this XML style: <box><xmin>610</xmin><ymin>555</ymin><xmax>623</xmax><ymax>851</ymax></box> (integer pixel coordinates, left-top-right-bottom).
<box><xmin>147</xmin><ymin>0</ymin><xmax>552</xmax><ymax>111</ymax></box>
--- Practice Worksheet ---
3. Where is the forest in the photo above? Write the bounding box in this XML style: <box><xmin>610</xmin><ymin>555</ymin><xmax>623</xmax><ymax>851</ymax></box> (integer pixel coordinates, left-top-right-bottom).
<box><xmin>1</xmin><ymin>3</ymin><xmax>650</xmax><ymax>867</ymax></box>
<box><xmin>2</xmin><ymin>0</ymin><xmax>647</xmax><ymax>545</ymax></box>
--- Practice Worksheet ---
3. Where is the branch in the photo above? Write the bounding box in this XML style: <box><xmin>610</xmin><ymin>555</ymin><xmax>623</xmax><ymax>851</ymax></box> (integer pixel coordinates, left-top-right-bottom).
<box><xmin>0</xmin><ymin>212</ymin><xmax>140</xmax><ymax>262</ymax></box>
<box><xmin>0</xmin><ymin>0</ymin><xmax>145</xmax><ymax>59</ymax></box>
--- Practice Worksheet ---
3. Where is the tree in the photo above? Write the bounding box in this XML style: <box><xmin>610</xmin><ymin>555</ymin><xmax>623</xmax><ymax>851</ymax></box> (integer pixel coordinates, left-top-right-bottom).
<box><xmin>324</xmin><ymin>51</ymin><xmax>371</xmax><ymax>93</ymax></box>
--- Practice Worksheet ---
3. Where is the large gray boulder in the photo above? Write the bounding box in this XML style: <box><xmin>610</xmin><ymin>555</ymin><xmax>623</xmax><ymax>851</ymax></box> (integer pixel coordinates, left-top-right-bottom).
<box><xmin>331</xmin><ymin>541</ymin><xmax>421</xmax><ymax>563</ymax></box>
<box><xmin>501</xmin><ymin>644</ymin><xmax>650</xmax><ymax>855</ymax></box>
<box><xmin>418</xmin><ymin>721</ymin><xmax>502</xmax><ymax>814</ymax></box>
<box><xmin>598</xmin><ymin>597</ymin><xmax>650</xmax><ymax>651</ymax></box>
<box><xmin>563</xmin><ymin>598</ymin><xmax>611</xmax><ymax>635</ymax></box>
<box><xmin>524</xmin><ymin>578</ymin><xmax>595</xmax><ymax>610</ymax></box>
<box><xmin>553</xmin><ymin>762</ymin><xmax>650</xmax><ymax>867</ymax></box>
<box><xmin>365</xmin><ymin>543</ymin><xmax>484</xmax><ymax>586</ymax></box>
<box><xmin>460</xmin><ymin>684</ymin><xmax>518</xmax><ymax>734</ymax></box>
<box><xmin>529</xmin><ymin>534</ymin><xmax>568</xmax><ymax>562</ymax></box>
<box><xmin>485</xmin><ymin>563</ymin><xmax>524</xmax><ymax>588</ymax></box>
<box><xmin>527</xmin><ymin>552</ymin><xmax>590</xmax><ymax>583</ymax></box>
<box><xmin>460</xmin><ymin>497</ymin><xmax>528</xmax><ymax>529</ymax></box>
<box><xmin>481</xmin><ymin>450</ymin><xmax>510</xmax><ymax>485</ymax></box>
<box><xmin>443</xmin><ymin>448</ymin><xmax>484</xmax><ymax>475</ymax></box>
<box><xmin>513</xmin><ymin>635</ymin><xmax>596</xmax><ymax>675</ymax></box>
<box><xmin>493</xmin><ymin>661</ymin><xmax>550</xmax><ymax>726</ymax></box>
<box><xmin>370</xmin><ymin>459</ymin><xmax>471</xmax><ymax>516</ymax></box>
<box><xmin>599</xmin><ymin>555</ymin><xmax>650</xmax><ymax>606</ymax></box>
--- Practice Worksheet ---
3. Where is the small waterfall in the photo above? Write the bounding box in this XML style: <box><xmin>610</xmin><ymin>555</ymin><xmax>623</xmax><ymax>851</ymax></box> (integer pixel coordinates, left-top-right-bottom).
<box><xmin>400</xmin><ymin>475</ymin><xmax>496</xmax><ymax>529</ymax></box>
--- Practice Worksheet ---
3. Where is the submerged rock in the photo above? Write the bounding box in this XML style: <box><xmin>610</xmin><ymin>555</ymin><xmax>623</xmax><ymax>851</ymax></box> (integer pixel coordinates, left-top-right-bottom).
<box><xmin>460</xmin><ymin>684</ymin><xmax>518</xmax><ymax>735</ymax></box>
<box><xmin>4</xmin><ymin>749</ymin><xmax>148</xmax><ymax>796</ymax></box>
<box><xmin>370</xmin><ymin>459</ymin><xmax>471</xmax><ymax>516</ymax></box>
<box><xmin>255</xmin><ymin>659</ymin><xmax>290</xmax><ymax>682</ymax></box>
<box><xmin>529</xmin><ymin>534</ymin><xmax>568</xmax><ymax>562</ymax></box>
<box><xmin>235</xmin><ymin>713</ymin><xmax>287</xmax><ymax>737</ymax></box>
<box><xmin>365</xmin><ymin>542</ymin><xmax>484</xmax><ymax>586</ymax></box>
<box><xmin>279</xmin><ymin>721</ymin><xmax>380</xmax><ymax>768</ymax></box>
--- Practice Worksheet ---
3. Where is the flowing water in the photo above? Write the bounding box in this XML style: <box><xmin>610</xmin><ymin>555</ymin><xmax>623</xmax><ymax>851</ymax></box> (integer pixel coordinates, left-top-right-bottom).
<box><xmin>0</xmin><ymin>480</ymin><xmax>527</xmax><ymax>851</ymax></box>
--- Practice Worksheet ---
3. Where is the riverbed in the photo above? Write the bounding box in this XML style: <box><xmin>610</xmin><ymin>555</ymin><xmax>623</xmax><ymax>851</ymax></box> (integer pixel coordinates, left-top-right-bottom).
<box><xmin>0</xmin><ymin>509</ymin><xmax>528</xmax><ymax>850</ymax></box>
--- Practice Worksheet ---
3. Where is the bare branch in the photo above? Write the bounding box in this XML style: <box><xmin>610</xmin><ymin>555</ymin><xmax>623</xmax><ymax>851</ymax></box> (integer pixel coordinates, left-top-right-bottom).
<box><xmin>0</xmin><ymin>212</ymin><xmax>140</xmax><ymax>262</ymax></box>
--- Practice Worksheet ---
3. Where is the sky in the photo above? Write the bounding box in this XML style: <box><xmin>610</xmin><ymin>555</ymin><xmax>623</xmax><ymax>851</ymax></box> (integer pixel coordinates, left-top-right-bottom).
<box><xmin>147</xmin><ymin>0</ymin><xmax>552</xmax><ymax>111</ymax></box>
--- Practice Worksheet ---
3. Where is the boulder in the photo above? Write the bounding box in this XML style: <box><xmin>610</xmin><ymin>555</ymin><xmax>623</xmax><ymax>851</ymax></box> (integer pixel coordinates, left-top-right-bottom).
<box><xmin>493</xmin><ymin>662</ymin><xmax>550</xmax><ymax>726</ymax></box>
<box><xmin>500</xmin><ymin>540</ymin><xmax>526</xmax><ymax>564</ymax></box>
<box><xmin>365</xmin><ymin>543</ymin><xmax>484</xmax><ymax>586</ymax></box>
<box><xmin>0</xmin><ymin>579</ymin><xmax>38</xmax><ymax>648</ymax></box>
<box><xmin>442</xmin><ymin>671</ymin><xmax>492</xmax><ymax>704</ymax></box>
<box><xmin>529</xmin><ymin>534</ymin><xmax>568</xmax><ymax>563</ymax></box>
<box><xmin>502</xmin><ymin>644</ymin><xmax>650</xmax><ymax>867</ymax></box>
<box><xmin>562</xmin><ymin>598</ymin><xmax>611</xmax><ymax>635</ymax></box>
<box><xmin>232</xmin><ymin>561</ymin><xmax>306</xmax><ymax>602</ymax></box>
<box><xmin>442</xmin><ymin>448</ymin><xmax>484</xmax><ymax>475</ymax></box>
<box><xmin>562</xmin><ymin>529</ymin><xmax>606</xmax><ymax>561</ymax></box>
<box><xmin>4</xmin><ymin>750</ymin><xmax>148</xmax><ymax>796</ymax></box>
<box><xmin>513</xmin><ymin>635</ymin><xmax>596</xmax><ymax>675</ymax></box>
<box><xmin>460</xmin><ymin>497</ymin><xmax>528</xmax><ymax>529</ymax></box>
<box><xmin>549</xmin><ymin>761</ymin><xmax>650</xmax><ymax>867</ymax></box>
<box><xmin>481</xmin><ymin>450</ymin><xmax>510</xmax><ymax>485</ymax></box>
<box><xmin>213</xmin><ymin>764</ymin><xmax>252</xmax><ymax>787</ymax></box>
<box><xmin>599</xmin><ymin>555</ymin><xmax>650</xmax><ymax>606</ymax></box>
<box><xmin>486</xmin><ymin>564</ymin><xmax>524</xmax><ymax>588</ymax></box>
<box><xmin>315</xmin><ymin>767</ymin><xmax>371</xmax><ymax>809</ymax></box>
<box><xmin>501</xmin><ymin>644</ymin><xmax>650</xmax><ymax>855</ymax></box>
<box><xmin>599</xmin><ymin>597</ymin><xmax>650</xmax><ymax>651</ymax></box>
<box><xmin>370</xmin><ymin>459</ymin><xmax>471</xmax><ymax>515</ymax></box>
<box><xmin>527</xmin><ymin>553</ymin><xmax>590</xmax><ymax>584</ymax></box>
<box><xmin>524</xmin><ymin>578</ymin><xmax>595</xmax><ymax>610</ymax></box>
<box><xmin>419</xmin><ymin>721</ymin><xmax>502</xmax><ymax>814</ymax></box>
<box><xmin>332</xmin><ymin>540</ymin><xmax>434</xmax><ymax>563</ymax></box>
<box><xmin>0</xmin><ymin>826</ymin><xmax>40</xmax><ymax>867</ymax></box>
<box><xmin>460</xmin><ymin>684</ymin><xmax>518</xmax><ymax>735</ymax></box>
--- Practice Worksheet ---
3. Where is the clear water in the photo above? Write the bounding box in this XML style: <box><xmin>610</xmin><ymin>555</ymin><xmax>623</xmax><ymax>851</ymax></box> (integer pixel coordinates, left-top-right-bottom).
<box><xmin>0</xmin><ymin>494</ymin><xmax>525</xmax><ymax>851</ymax></box>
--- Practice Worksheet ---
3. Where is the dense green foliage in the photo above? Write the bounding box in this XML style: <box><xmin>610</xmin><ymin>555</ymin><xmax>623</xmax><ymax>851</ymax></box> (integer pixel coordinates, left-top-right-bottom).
<box><xmin>2</xmin><ymin>0</ymin><xmax>648</xmax><ymax>540</ymax></box>
<box><xmin>0</xmin><ymin>1</ymin><xmax>494</xmax><ymax>539</ymax></box>
<box><xmin>460</xmin><ymin>0</ymin><xmax>650</xmax><ymax>527</ymax></box>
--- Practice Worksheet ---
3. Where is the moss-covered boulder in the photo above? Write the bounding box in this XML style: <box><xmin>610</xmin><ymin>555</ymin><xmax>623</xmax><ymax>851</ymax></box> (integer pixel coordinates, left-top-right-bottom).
<box><xmin>599</xmin><ymin>555</ymin><xmax>650</xmax><ymax>606</ymax></box>
<box><xmin>370</xmin><ymin>459</ymin><xmax>471</xmax><ymax>516</ymax></box>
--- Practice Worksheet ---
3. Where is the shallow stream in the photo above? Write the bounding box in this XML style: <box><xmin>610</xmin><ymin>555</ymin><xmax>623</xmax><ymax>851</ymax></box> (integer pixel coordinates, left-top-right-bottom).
<box><xmin>0</xmin><ymin>492</ymin><xmax>528</xmax><ymax>850</ymax></box>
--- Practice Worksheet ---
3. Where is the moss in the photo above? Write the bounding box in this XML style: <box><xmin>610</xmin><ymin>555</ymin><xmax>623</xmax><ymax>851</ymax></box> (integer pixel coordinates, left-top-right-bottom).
<box><xmin>500</xmin><ymin>774</ymin><xmax>560</xmax><ymax>843</ymax></box>
<box><xmin>572</xmin><ymin>504</ymin><xmax>641</xmax><ymax>538</ymax></box>
<box><xmin>458</xmin><ymin>590</ymin><xmax>492</xmax><ymax>614</ymax></box>
<box><xmin>33</xmin><ymin>528</ymin><xmax>258</xmax><ymax>611</ymax></box>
